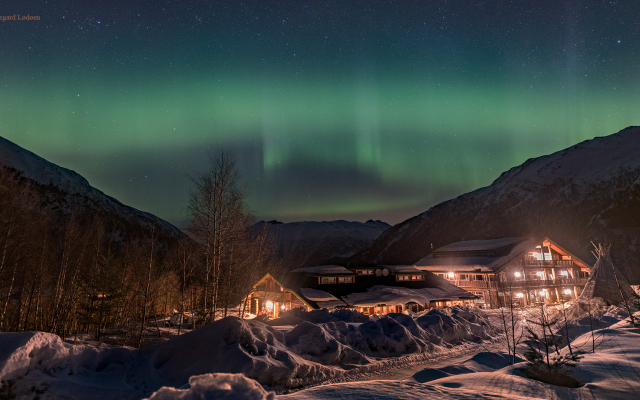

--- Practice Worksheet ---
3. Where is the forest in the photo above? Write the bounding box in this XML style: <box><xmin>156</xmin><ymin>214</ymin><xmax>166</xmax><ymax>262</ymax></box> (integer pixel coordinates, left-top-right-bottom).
<box><xmin>0</xmin><ymin>151</ymin><xmax>276</xmax><ymax>346</ymax></box>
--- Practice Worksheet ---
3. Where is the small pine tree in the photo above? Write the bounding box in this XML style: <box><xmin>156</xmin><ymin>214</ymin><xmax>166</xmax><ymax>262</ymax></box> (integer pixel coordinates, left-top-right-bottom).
<box><xmin>519</xmin><ymin>323</ymin><xmax>582</xmax><ymax>387</ymax></box>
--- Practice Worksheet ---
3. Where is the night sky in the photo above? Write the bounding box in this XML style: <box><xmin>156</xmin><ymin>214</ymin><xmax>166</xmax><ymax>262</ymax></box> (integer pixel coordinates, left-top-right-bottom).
<box><xmin>2</xmin><ymin>1</ymin><xmax>639</xmax><ymax>226</ymax></box>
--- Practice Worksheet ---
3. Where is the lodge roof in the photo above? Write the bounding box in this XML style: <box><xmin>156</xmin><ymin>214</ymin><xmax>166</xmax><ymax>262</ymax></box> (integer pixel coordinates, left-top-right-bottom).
<box><xmin>273</xmin><ymin>268</ymin><xmax>475</xmax><ymax>308</ymax></box>
<box><xmin>415</xmin><ymin>237</ymin><xmax>591</xmax><ymax>273</ymax></box>
<box><xmin>291</xmin><ymin>265</ymin><xmax>354</xmax><ymax>276</ymax></box>
<box><xmin>433</xmin><ymin>237</ymin><xmax>527</xmax><ymax>253</ymax></box>
<box><xmin>415</xmin><ymin>238</ymin><xmax>535</xmax><ymax>273</ymax></box>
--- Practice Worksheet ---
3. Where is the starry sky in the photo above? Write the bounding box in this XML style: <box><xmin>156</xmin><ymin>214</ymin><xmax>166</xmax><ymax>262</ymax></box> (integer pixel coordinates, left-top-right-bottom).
<box><xmin>1</xmin><ymin>1</ymin><xmax>639</xmax><ymax>226</ymax></box>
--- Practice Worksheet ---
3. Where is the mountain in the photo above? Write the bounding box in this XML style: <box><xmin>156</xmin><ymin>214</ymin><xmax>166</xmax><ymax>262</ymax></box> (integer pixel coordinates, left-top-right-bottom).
<box><xmin>252</xmin><ymin>219</ymin><xmax>390</xmax><ymax>270</ymax></box>
<box><xmin>0</xmin><ymin>136</ymin><xmax>183</xmax><ymax>241</ymax></box>
<box><xmin>350</xmin><ymin>126</ymin><xmax>640</xmax><ymax>282</ymax></box>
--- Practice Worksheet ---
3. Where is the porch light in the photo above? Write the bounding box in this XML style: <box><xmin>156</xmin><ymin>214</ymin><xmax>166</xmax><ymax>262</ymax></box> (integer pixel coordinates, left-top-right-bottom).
<box><xmin>266</xmin><ymin>301</ymin><xmax>273</xmax><ymax>310</ymax></box>
<box><xmin>448</xmin><ymin>272</ymin><xmax>455</xmax><ymax>278</ymax></box>
<box><xmin>514</xmin><ymin>272</ymin><xmax>521</xmax><ymax>278</ymax></box>
<box><xmin>564</xmin><ymin>289</ymin><xmax>572</xmax><ymax>295</ymax></box>
<box><xmin>516</xmin><ymin>293</ymin><xmax>524</xmax><ymax>298</ymax></box>
<box><xmin>281</xmin><ymin>305</ymin><xmax>286</xmax><ymax>310</ymax></box>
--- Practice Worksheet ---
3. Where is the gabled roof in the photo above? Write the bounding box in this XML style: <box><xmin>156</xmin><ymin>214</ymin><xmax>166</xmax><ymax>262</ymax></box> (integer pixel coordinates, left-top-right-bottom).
<box><xmin>415</xmin><ymin>238</ymin><xmax>535</xmax><ymax>273</ymax></box>
<box><xmin>434</xmin><ymin>237</ymin><xmax>527</xmax><ymax>253</ymax></box>
<box><xmin>543</xmin><ymin>238</ymin><xmax>591</xmax><ymax>270</ymax></box>
<box><xmin>291</xmin><ymin>265</ymin><xmax>354</xmax><ymax>275</ymax></box>
<box><xmin>290</xmin><ymin>269</ymin><xmax>475</xmax><ymax>308</ymax></box>
<box><xmin>249</xmin><ymin>273</ymin><xmax>316</xmax><ymax>309</ymax></box>
<box><xmin>415</xmin><ymin>237</ymin><xmax>591</xmax><ymax>274</ymax></box>
<box><xmin>381</xmin><ymin>265</ymin><xmax>424</xmax><ymax>274</ymax></box>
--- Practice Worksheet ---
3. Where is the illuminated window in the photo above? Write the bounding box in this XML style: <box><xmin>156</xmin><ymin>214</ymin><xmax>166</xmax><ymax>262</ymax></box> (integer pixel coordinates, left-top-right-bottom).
<box><xmin>338</xmin><ymin>277</ymin><xmax>345</xmax><ymax>283</ymax></box>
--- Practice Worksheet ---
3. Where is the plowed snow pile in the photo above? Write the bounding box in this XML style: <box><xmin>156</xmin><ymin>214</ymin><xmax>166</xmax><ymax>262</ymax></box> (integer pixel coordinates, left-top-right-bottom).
<box><xmin>0</xmin><ymin>306</ymin><xmax>495</xmax><ymax>399</ymax></box>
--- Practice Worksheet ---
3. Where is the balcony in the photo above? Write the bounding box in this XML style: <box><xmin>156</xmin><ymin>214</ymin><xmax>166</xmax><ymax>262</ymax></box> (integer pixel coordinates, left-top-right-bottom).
<box><xmin>517</xmin><ymin>260</ymin><xmax>575</xmax><ymax>267</ymax></box>
<box><xmin>452</xmin><ymin>277</ymin><xmax>588</xmax><ymax>290</ymax></box>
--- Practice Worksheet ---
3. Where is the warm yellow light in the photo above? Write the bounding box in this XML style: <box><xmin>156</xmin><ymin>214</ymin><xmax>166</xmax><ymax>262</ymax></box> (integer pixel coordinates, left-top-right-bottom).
<box><xmin>516</xmin><ymin>293</ymin><xmax>524</xmax><ymax>298</ymax></box>
<box><xmin>564</xmin><ymin>289</ymin><xmax>572</xmax><ymax>295</ymax></box>
<box><xmin>266</xmin><ymin>301</ymin><xmax>273</xmax><ymax>309</ymax></box>
<box><xmin>514</xmin><ymin>272</ymin><xmax>521</xmax><ymax>277</ymax></box>
<box><xmin>448</xmin><ymin>272</ymin><xmax>455</xmax><ymax>278</ymax></box>
<box><xmin>281</xmin><ymin>305</ymin><xmax>286</xmax><ymax>310</ymax></box>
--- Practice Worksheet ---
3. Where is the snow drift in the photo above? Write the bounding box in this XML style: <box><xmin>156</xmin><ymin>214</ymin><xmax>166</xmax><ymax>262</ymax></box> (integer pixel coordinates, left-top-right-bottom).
<box><xmin>0</xmin><ymin>307</ymin><xmax>496</xmax><ymax>399</ymax></box>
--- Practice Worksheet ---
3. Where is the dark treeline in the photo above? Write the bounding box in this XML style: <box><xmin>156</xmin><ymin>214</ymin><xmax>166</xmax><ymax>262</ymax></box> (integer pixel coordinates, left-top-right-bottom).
<box><xmin>0</xmin><ymin>152</ymin><xmax>275</xmax><ymax>347</ymax></box>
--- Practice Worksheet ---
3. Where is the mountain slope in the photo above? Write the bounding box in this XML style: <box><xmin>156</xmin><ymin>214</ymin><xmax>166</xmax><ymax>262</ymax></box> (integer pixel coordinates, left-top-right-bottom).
<box><xmin>351</xmin><ymin>126</ymin><xmax>640</xmax><ymax>282</ymax></box>
<box><xmin>252</xmin><ymin>219</ymin><xmax>390</xmax><ymax>270</ymax></box>
<box><xmin>0</xmin><ymin>135</ymin><xmax>183</xmax><ymax>241</ymax></box>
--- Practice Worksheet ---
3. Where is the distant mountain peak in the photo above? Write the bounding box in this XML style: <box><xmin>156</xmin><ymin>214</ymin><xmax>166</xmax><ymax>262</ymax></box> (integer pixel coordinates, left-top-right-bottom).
<box><xmin>350</xmin><ymin>126</ymin><xmax>640</xmax><ymax>282</ymax></box>
<box><xmin>0</xmin><ymin>135</ymin><xmax>183</xmax><ymax>240</ymax></box>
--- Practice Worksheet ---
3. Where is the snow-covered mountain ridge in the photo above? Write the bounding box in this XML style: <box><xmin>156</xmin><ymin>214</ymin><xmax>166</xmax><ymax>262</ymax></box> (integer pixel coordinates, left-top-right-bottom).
<box><xmin>252</xmin><ymin>219</ymin><xmax>390</xmax><ymax>270</ymax></box>
<box><xmin>351</xmin><ymin>126</ymin><xmax>640</xmax><ymax>282</ymax></box>
<box><xmin>0</xmin><ymin>135</ymin><xmax>183</xmax><ymax>239</ymax></box>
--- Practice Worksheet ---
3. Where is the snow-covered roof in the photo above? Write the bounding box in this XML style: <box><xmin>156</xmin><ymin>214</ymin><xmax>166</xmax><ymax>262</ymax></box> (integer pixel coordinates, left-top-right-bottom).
<box><xmin>416</xmin><ymin>239</ymin><xmax>535</xmax><ymax>273</ymax></box>
<box><xmin>341</xmin><ymin>285</ymin><xmax>474</xmax><ymax>307</ymax></box>
<box><xmin>434</xmin><ymin>237</ymin><xmax>527</xmax><ymax>253</ymax></box>
<box><xmin>380</xmin><ymin>265</ymin><xmax>423</xmax><ymax>274</ymax></box>
<box><xmin>300</xmin><ymin>288</ymin><xmax>340</xmax><ymax>302</ymax></box>
<box><xmin>291</xmin><ymin>265</ymin><xmax>354</xmax><ymax>275</ymax></box>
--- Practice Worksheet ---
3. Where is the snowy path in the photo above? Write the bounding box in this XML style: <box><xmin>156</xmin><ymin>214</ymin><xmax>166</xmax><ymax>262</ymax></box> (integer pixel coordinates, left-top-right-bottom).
<box><xmin>279</xmin><ymin>318</ymin><xmax>640</xmax><ymax>400</ymax></box>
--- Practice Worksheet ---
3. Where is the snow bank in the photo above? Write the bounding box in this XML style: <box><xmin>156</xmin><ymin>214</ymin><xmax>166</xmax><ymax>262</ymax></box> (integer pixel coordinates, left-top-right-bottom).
<box><xmin>0</xmin><ymin>331</ymin><xmax>69</xmax><ymax>381</ymax></box>
<box><xmin>0</xmin><ymin>308</ymin><xmax>496</xmax><ymax>398</ymax></box>
<box><xmin>146</xmin><ymin>373</ymin><xmax>275</xmax><ymax>400</ymax></box>
<box><xmin>144</xmin><ymin>317</ymin><xmax>338</xmax><ymax>389</ymax></box>
<box><xmin>287</xmin><ymin>316</ymin><xmax>640</xmax><ymax>399</ymax></box>
<box><xmin>272</xmin><ymin>307</ymin><xmax>370</xmax><ymax>325</ymax></box>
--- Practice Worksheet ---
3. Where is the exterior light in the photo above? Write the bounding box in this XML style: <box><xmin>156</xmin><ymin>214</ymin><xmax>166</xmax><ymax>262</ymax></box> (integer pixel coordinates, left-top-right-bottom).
<box><xmin>448</xmin><ymin>272</ymin><xmax>455</xmax><ymax>278</ymax></box>
<box><xmin>564</xmin><ymin>289</ymin><xmax>572</xmax><ymax>295</ymax></box>
<box><xmin>514</xmin><ymin>272</ymin><xmax>521</xmax><ymax>278</ymax></box>
<box><xmin>266</xmin><ymin>301</ymin><xmax>273</xmax><ymax>310</ymax></box>
<box><xmin>516</xmin><ymin>293</ymin><xmax>524</xmax><ymax>298</ymax></box>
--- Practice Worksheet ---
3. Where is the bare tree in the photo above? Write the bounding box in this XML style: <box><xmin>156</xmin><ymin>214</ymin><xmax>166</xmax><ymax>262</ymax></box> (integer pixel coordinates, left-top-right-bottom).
<box><xmin>188</xmin><ymin>150</ymin><xmax>250</xmax><ymax>323</ymax></box>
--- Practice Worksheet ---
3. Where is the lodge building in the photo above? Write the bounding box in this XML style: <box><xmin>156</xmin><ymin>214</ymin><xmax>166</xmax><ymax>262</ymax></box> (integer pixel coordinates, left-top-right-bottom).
<box><xmin>414</xmin><ymin>237</ymin><xmax>591</xmax><ymax>308</ymax></box>
<box><xmin>244</xmin><ymin>265</ymin><xmax>476</xmax><ymax>319</ymax></box>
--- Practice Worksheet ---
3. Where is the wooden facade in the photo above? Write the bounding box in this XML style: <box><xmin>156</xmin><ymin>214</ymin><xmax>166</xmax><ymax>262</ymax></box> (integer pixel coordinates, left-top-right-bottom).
<box><xmin>416</xmin><ymin>237</ymin><xmax>591</xmax><ymax>309</ymax></box>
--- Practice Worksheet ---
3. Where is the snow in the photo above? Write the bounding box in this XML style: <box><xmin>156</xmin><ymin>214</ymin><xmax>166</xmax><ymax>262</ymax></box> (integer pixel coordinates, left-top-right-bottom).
<box><xmin>0</xmin><ymin>307</ymin><xmax>495</xmax><ymax>399</ymax></box>
<box><xmin>2</xmin><ymin>303</ymin><xmax>640</xmax><ymax>399</ymax></box>
<box><xmin>146</xmin><ymin>374</ymin><xmax>275</xmax><ymax>400</ymax></box>
<box><xmin>434</xmin><ymin>237</ymin><xmax>527</xmax><ymax>253</ymax></box>
<box><xmin>415</xmin><ymin>239</ymin><xmax>536</xmax><ymax>273</ymax></box>
<box><xmin>282</xmin><ymin>303</ymin><xmax>640</xmax><ymax>400</ymax></box>
<box><xmin>341</xmin><ymin>285</ymin><xmax>471</xmax><ymax>307</ymax></box>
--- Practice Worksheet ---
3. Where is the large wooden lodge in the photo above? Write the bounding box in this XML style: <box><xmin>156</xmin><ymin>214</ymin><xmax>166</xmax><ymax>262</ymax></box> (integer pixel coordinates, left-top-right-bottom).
<box><xmin>414</xmin><ymin>237</ymin><xmax>591</xmax><ymax>308</ymax></box>
<box><xmin>245</xmin><ymin>236</ymin><xmax>592</xmax><ymax>317</ymax></box>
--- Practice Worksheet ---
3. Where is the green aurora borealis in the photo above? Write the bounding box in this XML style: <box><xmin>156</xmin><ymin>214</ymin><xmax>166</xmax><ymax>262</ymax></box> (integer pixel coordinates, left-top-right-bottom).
<box><xmin>2</xmin><ymin>1</ymin><xmax>639</xmax><ymax>225</ymax></box>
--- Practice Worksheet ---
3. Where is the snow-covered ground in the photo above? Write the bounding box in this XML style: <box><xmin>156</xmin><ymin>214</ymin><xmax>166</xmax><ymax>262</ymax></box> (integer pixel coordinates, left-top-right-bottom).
<box><xmin>1</xmin><ymin>304</ymin><xmax>639</xmax><ymax>399</ymax></box>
